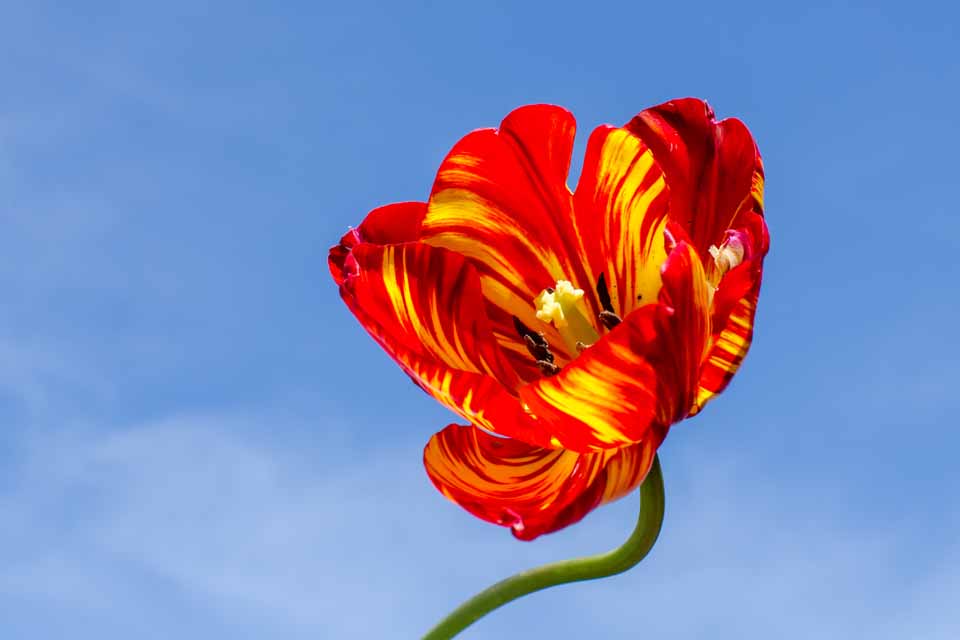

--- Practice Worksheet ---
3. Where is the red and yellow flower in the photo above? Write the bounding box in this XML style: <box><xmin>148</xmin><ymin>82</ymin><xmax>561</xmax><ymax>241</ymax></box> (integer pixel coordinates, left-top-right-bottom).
<box><xmin>330</xmin><ymin>98</ymin><xmax>768</xmax><ymax>540</ymax></box>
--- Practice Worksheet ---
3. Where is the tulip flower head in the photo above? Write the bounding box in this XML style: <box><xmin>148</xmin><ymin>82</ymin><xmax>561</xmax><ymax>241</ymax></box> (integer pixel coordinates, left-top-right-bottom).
<box><xmin>330</xmin><ymin>98</ymin><xmax>768</xmax><ymax>540</ymax></box>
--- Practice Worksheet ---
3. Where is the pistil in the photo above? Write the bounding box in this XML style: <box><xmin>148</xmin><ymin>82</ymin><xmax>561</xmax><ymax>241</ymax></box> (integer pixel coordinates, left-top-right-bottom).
<box><xmin>708</xmin><ymin>233</ymin><xmax>746</xmax><ymax>281</ymax></box>
<box><xmin>534</xmin><ymin>280</ymin><xmax>601</xmax><ymax>355</ymax></box>
<box><xmin>707</xmin><ymin>232</ymin><xmax>748</xmax><ymax>302</ymax></box>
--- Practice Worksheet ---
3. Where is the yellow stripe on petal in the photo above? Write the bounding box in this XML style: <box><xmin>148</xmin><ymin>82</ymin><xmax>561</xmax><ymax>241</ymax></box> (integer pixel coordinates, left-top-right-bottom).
<box><xmin>599</xmin><ymin>435</ymin><xmax>662</xmax><ymax>504</ymax></box>
<box><xmin>373</xmin><ymin>343</ymin><xmax>555</xmax><ymax>449</ymax></box>
<box><xmin>420</xmin><ymin>107</ymin><xmax>600</xmax><ymax>367</ymax></box>
<box><xmin>346</xmin><ymin>242</ymin><xmax>519</xmax><ymax>389</ymax></box>
<box><xmin>424</xmin><ymin>424</ymin><xmax>661</xmax><ymax>539</ymax></box>
<box><xmin>655</xmin><ymin>242</ymin><xmax>714</xmax><ymax>423</ymax></box>
<box><xmin>379</xmin><ymin>245</ymin><xmax>480</xmax><ymax>373</ymax></box>
<box><xmin>693</xmin><ymin>292</ymin><xmax>757</xmax><ymax>413</ymax></box>
<box><xmin>751</xmin><ymin>169</ymin><xmax>765</xmax><ymax>211</ymax></box>
<box><xmin>573</xmin><ymin>126</ymin><xmax>671</xmax><ymax>318</ymax></box>
<box><xmin>519</xmin><ymin>305</ymin><xmax>665</xmax><ymax>452</ymax></box>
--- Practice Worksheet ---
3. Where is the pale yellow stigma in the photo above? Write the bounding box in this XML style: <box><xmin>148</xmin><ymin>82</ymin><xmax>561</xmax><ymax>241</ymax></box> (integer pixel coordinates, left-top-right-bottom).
<box><xmin>534</xmin><ymin>280</ymin><xmax>583</xmax><ymax>328</ymax></box>
<box><xmin>534</xmin><ymin>280</ymin><xmax>600</xmax><ymax>355</ymax></box>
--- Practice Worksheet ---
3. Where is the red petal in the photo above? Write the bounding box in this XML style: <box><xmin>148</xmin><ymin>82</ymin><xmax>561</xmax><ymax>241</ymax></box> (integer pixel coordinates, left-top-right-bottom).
<box><xmin>693</xmin><ymin>210</ymin><xmax>768</xmax><ymax>413</ymax></box>
<box><xmin>519</xmin><ymin>304</ymin><xmax>667</xmax><ymax>452</ymax></box>
<box><xmin>626</xmin><ymin>99</ymin><xmax>770</xmax><ymax>414</ymax></box>
<box><xmin>420</xmin><ymin>105</ymin><xmax>594</xmax><ymax>366</ymax></box>
<box><xmin>391</xmin><ymin>348</ymin><xmax>555</xmax><ymax>448</ymax></box>
<box><xmin>342</xmin><ymin>241</ymin><xmax>518</xmax><ymax>388</ymax></box>
<box><xmin>693</xmin><ymin>275</ymin><xmax>760</xmax><ymax>413</ymax></box>
<box><xmin>692</xmin><ymin>213</ymin><xmax>768</xmax><ymax>413</ymax></box>
<box><xmin>341</xmin><ymin>241</ymin><xmax>561</xmax><ymax>446</ymax></box>
<box><xmin>573</xmin><ymin>125</ymin><xmax>672</xmax><ymax>318</ymax></box>
<box><xmin>656</xmin><ymin>241</ymin><xmax>712</xmax><ymax>423</ymax></box>
<box><xmin>626</xmin><ymin>98</ymin><xmax>764</xmax><ymax>263</ymax></box>
<box><xmin>329</xmin><ymin>202</ymin><xmax>427</xmax><ymax>285</ymax></box>
<box><xmin>328</xmin><ymin>229</ymin><xmax>360</xmax><ymax>287</ymax></box>
<box><xmin>356</xmin><ymin>201</ymin><xmax>426</xmax><ymax>245</ymax></box>
<box><xmin>423</xmin><ymin>424</ymin><xmax>663</xmax><ymax>540</ymax></box>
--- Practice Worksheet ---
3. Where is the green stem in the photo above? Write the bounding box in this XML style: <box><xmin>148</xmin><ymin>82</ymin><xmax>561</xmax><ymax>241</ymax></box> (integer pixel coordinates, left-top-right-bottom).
<box><xmin>421</xmin><ymin>455</ymin><xmax>665</xmax><ymax>640</ymax></box>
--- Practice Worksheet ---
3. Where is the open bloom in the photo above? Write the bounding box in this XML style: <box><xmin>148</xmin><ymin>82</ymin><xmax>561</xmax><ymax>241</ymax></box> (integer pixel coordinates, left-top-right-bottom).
<box><xmin>330</xmin><ymin>99</ymin><xmax>768</xmax><ymax>540</ymax></box>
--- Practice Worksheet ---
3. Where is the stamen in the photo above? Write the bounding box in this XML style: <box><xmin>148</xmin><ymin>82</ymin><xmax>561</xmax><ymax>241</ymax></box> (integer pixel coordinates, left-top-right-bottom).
<box><xmin>598</xmin><ymin>310</ymin><xmax>621</xmax><ymax>330</ymax></box>
<box><xmin>513</xmin><ymin>315</ymin><xmax>557</xmax><ymax>372</ymax></box>
<box><xmin>595</xmin><ymin>273</ymin><xmax>622</xmax><ymax>330</ymax></box>
<box><xmin>523</xmin><ymin>334</ymin><xmax>554</xmax><ymax>363</ymax></box>
<box><xmin>537</xmin><ymin>360</ymin><xmax>561</xmax><ymax>376</ymax></box>
<box><xmin>596</xmin><ymin>273</ymin><xmax>615</xmax><ymax>313</ymax></box>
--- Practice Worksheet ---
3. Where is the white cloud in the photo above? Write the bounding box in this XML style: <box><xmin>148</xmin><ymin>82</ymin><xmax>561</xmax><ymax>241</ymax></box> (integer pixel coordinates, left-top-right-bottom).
<box><xmin>1</xmin><ymin>416</ymin><xmax>956</xmax><ymax>640</ymax></box>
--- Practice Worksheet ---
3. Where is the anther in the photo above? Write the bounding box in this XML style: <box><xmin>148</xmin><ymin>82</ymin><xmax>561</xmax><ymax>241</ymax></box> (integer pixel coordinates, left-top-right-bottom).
<box><xmin>596</xmin><ymin>273</ymin><xmax>615</xmax><ymax>313</ymax></box>
<box><xmin>524</xmin><ymin>334</ymin><xmax>554</xmax><ymax>363</ymax></box>
<box><xmin>595</xmin><ymin>275</ymin><xmax>622</xmax><ymax>330</ymax></box>
<box><xmin>599</xmin><ymin>310</ymin><xmax>621</xmax><ymax>330</ymax></box>
<box><xmin>514</xmin><ymin>315</ymin><xmax>556</xmax><ymax>364</ymax></box>
<box><xmin>537</xmin><ymin>360</ymin><xmax>561</xmax><ymax>376</ymax></box>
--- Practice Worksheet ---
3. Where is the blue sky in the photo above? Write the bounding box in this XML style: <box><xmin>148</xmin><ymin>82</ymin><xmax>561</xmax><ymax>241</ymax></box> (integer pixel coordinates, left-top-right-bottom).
<box><xmin>1</xmin><ymin>1</ymin><xmax>958</xmax><ymax>638</ymax></box>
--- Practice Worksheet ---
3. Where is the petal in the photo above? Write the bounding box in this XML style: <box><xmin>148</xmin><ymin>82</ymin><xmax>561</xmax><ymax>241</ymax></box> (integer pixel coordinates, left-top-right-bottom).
<box><xmin>690</xmin><ymin>213</ymin><xmax>770</xmax><ymax>415</ymax></box>
<box><xmin>519</xmin><ymin>304</ymin><xmax>667</xmax><ymax>452</ymax></box>
<box><xmin>573</xmin><ymin>125</ymin><xmax>672</xmax><ymax>318</ymax></box>
<box><xmin>328</xmin><ymin>228</ymin><xmax>360</xmax><ymax>287</ymax></box>
<box><xmin>656</xmin><ymin>241</ymin><xmax>713</xmax><ymax>422</ymax></box>
<box><xmin>692</xmin><ymin>213</ymin><xmax>768</xmax><ymax>413</ymax></box>
<box><xmin>420</xmin><ymin>105</ymin><xmax>593</xmax><ymax>364</ymax></box>
<box><xmin>329</xmin><ymin>202</ymin><xmax>427</xmax><ymax>285</ymax></box>
<box><xmin>693</xmin><ymin>274</ymin><xmax>760</xmax><ymax>413</ymax></box>
<box><xmin>626</xmin><ymin>98</ymin><xmax>764</xmax><ymax>262</ymax></box>
<box><xmin>341</xmin><ymin>241</ymin><xmax>518</xmax><ymax>388</ymax></box>
<box><xmin>355</xmin><ymin>201</ymin><xmax>427</xmax><ymax>245</ymax></box>
<box><xmin>341</xmin><ymin>241</ymin><xmax>560</xmax><ymax>446</ymax></box>
<box><xmin>393</xmin><ymin>348</ymin><xmax>556</xmax><ymax>448</ymax></box>
<box><xmin>423</xmin><ymin>424</ymin><xmax>663</xmax><ymax>540</ymax></box>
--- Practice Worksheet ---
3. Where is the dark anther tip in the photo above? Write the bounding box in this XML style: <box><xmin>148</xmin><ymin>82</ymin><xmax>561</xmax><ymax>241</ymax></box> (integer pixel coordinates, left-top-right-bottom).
<box><xmin>524</xmin><ymin>334</ymin><xmax>554</xmax><ymax>362</ymax></box>
<box><xmin>598</xmin><ymin>309</ymin><xmax>622</xmax><ymax>330</ymax></box>
<box><xmin>537</xmin><ymin>360</ymin><xmax>561</xmax><ymax>376</ymax></box>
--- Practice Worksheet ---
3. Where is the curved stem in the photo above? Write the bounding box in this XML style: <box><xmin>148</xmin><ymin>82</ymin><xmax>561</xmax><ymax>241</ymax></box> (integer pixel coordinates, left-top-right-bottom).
<box><xmin>421</xmin><ymin>455</ymin><xmax>665</xmax><ymax>640</ymax></box>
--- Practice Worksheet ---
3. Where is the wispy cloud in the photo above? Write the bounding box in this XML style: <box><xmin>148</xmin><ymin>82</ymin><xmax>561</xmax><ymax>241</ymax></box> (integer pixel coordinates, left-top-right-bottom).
<box><xmin>1</xmin><ymin>415</ymin><xmax>956</xmax><ymax>639</ymax></box>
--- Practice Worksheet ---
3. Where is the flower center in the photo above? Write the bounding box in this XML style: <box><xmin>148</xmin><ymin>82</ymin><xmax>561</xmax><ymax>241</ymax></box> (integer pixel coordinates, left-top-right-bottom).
<box><xmin>533</xmin><ymin>280</ymin><xmax>600</xmax><ymax>355</ymax></box>
<box><xmin>512</xmin><ymin>277</ymin><xmax>621</xmax><ymax>378</ymax></box>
